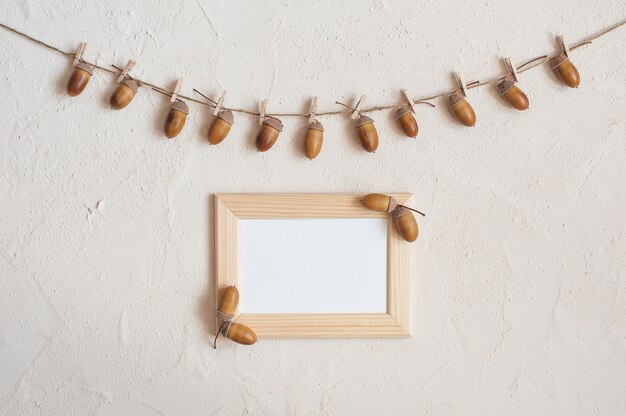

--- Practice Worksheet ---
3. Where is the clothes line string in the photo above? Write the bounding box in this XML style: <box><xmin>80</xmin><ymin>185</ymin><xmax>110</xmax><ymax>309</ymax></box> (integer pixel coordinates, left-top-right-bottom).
<box><xmin>1</xmin><ymin>18</ymin><xmax>625</xmax><ymax>118</ymax></box>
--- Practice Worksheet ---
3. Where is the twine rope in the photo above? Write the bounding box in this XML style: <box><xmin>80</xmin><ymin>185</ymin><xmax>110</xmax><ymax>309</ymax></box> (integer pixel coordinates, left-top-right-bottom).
<box><xmin>0</xmin><ymin>18</ymin><xmax>624</xmax><ymax>118</ymax></box>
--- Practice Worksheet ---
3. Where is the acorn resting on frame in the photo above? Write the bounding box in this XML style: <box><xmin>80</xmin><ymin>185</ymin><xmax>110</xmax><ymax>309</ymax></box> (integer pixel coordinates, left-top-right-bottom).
<box><xmin>208</xmin><ymin>110</ymin><xmax>234</xmax><ymax>145</ymax></box>
<box><xmin>448</xmin><ymin>91</ymin><xmax>476</xmax><ymax>127</ymax></box>
<box><xmin>497</xmin><ymin>75</ymin><xmax>529</xmax><ymax>111</ymax></box>
<box><xmin>256</xmin><ymin>116</ymin><xmax>283</xmax><ymax>152</ymax></box>
<box><xmin>551</xmin><ymin>54</ymin><xmax>580</xmax><ymax>88</ymax></box>
<box><xmin>164</xmin><ymin>100</ymin><xmax>189</xmax><ymax>139</ymax></box>
<box><xmin>67</xmin><ymin>62</ymin><xmax>94</xmax><ymax>97</ymax></box>
<box><xmin>110</xmin><ymin>79</ymin><xmax>139</xmax><ymax>110</ymax></box>
<box><xmin>304</xmin><ymin>120</ymin><xmax>324</xmax><ymax>159</ymax></box>
<box><xmin>395</xmin><ymin>105</ymin><xmax>418</xmax><ymax>138</ymax></box>
<box><xmin>214</xmin><ymin>286</ymin><xmax>257</xmax><ymax>348</ymax></box>
<box><xmin>355</xmin><ymin>115</ymin><xmax>379</xmax><ymax>152</ymax></box>
<box><xmin>362</xmin><ymin>193</ymin><xmax>425</xmax><ymax>243</ymax></box>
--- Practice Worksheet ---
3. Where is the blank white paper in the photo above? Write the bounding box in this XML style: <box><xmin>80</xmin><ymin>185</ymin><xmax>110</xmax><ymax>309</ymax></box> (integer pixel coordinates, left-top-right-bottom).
<box><xmin>239</xmin><ymin>218</ymin><xmax>388</xmax><ymax>314</ymax></box>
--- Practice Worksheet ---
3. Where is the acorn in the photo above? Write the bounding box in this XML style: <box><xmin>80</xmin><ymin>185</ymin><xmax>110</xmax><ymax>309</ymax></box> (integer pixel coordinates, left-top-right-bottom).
<box><xmin>222</xmin><ymin>322</ymin><xmax>257</xmax><ymax>346</ymax></box>
<box><xmin>207</xmin><ymin>110</ymin><xmax>234</xmax><ymax>145</ymax></box>
<box><xmin>217</xmin><ymin>286</ymin><xmax>239</xmax><ymax>322</ymax></box>
<box><xmin>110</xmin><ymin>79</ymin><xmax>139</xmax><ymax>110</ymax></box>
<box><xmin>255</xmin><ymin>116</ymin><xmax>283</xmax><ymax>152</ymax></box>
<box><xmin>67</xmin><ymin>63</ymin><xmax>94</xmax><ymax>97</ymax></box>
<box><xmin>448</xmin><ymin>91</ymin><xmax>476</xmax><ymax>127</ymax></box>
<box><xmin>497</xmin><ymin>76</ymin><xmax>529</xmax><ymax>111</ymax></box>
<box><xmin>164</xmin><ymin>100</ymin><xmax>189</xmax><ymax>139</ymax></box>
<box><xmin>395</xmin><ymin>105</ymin><xmax>418</xmax><ymax>138</ymax></box>
<box><xmin>362</xmin><ymin>193</ymin><xmax>398</xmax><ymax>213</ymax></box>
<box><xmin>304</xmin><ymin>120</ymin><xmax>324</xmax><ymax>159</ymax></box>
<box><xmin>355</xmin><ymin>115</ymin><xmax>378</xmax><ymax>152</ymax></box>
<box><xmin>551</xmin><ymin>54</ymin><xmax>580</xmax><ymax>88</ymax></box>
<box><xmin>393</xmin><ymin>206</ymin><xmax>418</xmax><ymax>242</ymax></box>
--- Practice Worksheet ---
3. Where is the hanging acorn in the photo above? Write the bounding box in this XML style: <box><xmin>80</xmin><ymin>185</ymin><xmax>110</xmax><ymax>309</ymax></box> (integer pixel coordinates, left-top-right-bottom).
<box><xmin>110</xmin><ymin>79</ymin><xmax>139</xmax><ymax>110</ymax></box>
<box><xmin>67</xmin><ymin>63</ymin><xmax>94</xmax><ymax>97</ymax></box>
<box><xmin>362</xmin><ymin>193</ymin><xmax>425</xmax><ymax>243</ymax></box>
<box><xmin>395</xmin><ymin>105</ymin><xmax>419</xmax><ymax>138</ymax></box>
<box><xmin>208</xmin><ymin>110</ymin><xmax>234</xmax><ymax>145</ymax></box>
<box><xmin>497</xmin><ymin>75</ymin><xmax>529</xmax><ymax>111</ymax></box>
<box><xmin>255</xmin><ymin>116</ymin><xmax>283</xmax><ymax>152</ymax></box>
<box><xmin>551</xmin><ymin>54</ymin><xmax>580</xmax><ymax>88</ymax></box>
<box><xmin>355</xmin><ymin>115</ymin><xmax>379</xmax><ymax>152</ymax></box>
<box><xmin>448</xmin><ymin>91</ymin><xmax>476</xmax><ymax>127</ymax></box>
<box><xmin>304</xmin><ymin>120</ymin><xmax>324</xmax><ymax>159</ymax></box>
<box><xmin>214</xmin><ymin>285</ymin><xmax>257</xmax><ymax>348</ymax></box>
<box><xmin>164</xmin><ymin>100</ymin><xmax>189</xmax><ymax>139</ymax></box>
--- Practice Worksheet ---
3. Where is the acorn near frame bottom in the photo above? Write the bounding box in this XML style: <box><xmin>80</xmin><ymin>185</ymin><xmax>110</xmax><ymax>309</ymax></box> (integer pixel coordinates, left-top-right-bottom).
<box><xmin>215</xmin><ymin>286</ymin><xmax>257</xmax><ymax>348</ymax></box>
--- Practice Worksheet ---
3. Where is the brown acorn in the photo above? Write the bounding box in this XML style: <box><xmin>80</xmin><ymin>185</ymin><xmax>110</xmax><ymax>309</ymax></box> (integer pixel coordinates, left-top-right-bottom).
<box><xmin>67</xmin><ymin>63</ymin><xmax>94</xmax><ymax>97</ymax></box>
<box><xmin>393</xmin><ymin>206</ymin><xmax>418</xmax><ymax>242</ymax></box>
<box><xmin>304</xmin><ymin>120</ymin><xmax>324</xmax><ymax>159</ymax></box>
<box><xmin>551</xmin><ymin>54</ymin><xmax>580</xmax><ymax>88</ymax></box>
<box><xmin>217</xmin><ymin>286</ymin><xmax>239</xmax><ymax>321</ymax></box>
<box><xmin>355</xmin><ymin>115</ymin><xmax>379</xmax><ymax>152</ymax></box>
<box><xmin>395</xmin><ymin>105</ymin><xmax>418</xmax><ymax>138</ymax></box>
<box><xmin>110</xmin><ymin>79</ymin><xmax>139</xmax><ymax>110</ymax></box>
<box><xmin>207</xmin><ymin>110</ymin><xmax>234</xmax><ymax>145</ymax></box>
<box><xmin>448</xmin><ymin>91</ymin><xmax>476</xmax><ymax>127</ymax></box>
<box><xmin>164</xmin><ymin>100</ymin><xmax>189</xmax><ymax>139</ymax></box>
<box><xmin>223</xmin><ymin>322</ymin><xmax>257</xmax><ymax>345</ymax></box>
<box><xmin>255</xmin><ymin>116</ymin><xmax>283</xmax><ymax>152</ymax></box>
<box><xmin>497</xmin><ymin>76</ymin><xmax>529</xmax><ymax>111</ymax></box>
<box><xmin>362</xmin><ymin>193</ymin><xmax>398</xmax><ymax>213</ymax></box>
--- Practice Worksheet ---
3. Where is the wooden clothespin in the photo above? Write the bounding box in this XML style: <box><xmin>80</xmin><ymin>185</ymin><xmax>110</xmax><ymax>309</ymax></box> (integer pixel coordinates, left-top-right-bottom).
<box><xmin>170</xmin><ymin>79</ymin><xmax>182</xmax><ymax>103</ymax></box>
<box><xmin>557</xmin><ymin>34</ymin><xmax>569</xmax><ymax>57</ymax></box>
<box><xmin>259</xmin><ymin>99</ymin><xmax>268</xmax><ymax>126</ymax></box>
<box><xmin>351</xmin><ymin>95</ymin><xmax>366</xmax><ymax>119</ymax></box>
<box><xmin>308</xmin><ymin>96</ymin><xmax>318</xmax><ymax>124</ymax></box>
<box><xmin>73</xmin><ymin>42</ymin><xmax>86</xmax><ymax>67</ymax></box>
<box><xmin>454</xmin><ymin>72</ymin><xmax>468</xmax><ymax>97</ymax></box>
<box><xmin>213</xmin><ymin>90</ymin><xmax>227</xmax><ymax>116</ymax></box>
<box><xmin>401</xmin><ymin>89</ymin><xmax>416</xmax><ymax>113</ymax></box>
<box><xmin>117</xmin><ymin>60</ymin><xmax>136</xmax><ymax>83</ymax></box>
<box><xmin>503</xmin><ymin>57</ymin><xmax>519</xmax><ymax>83</ymax></box>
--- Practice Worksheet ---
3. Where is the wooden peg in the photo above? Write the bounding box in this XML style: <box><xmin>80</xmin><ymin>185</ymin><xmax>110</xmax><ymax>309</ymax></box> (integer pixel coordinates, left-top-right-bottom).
<box><xmin>213</xmin><ymin>90</ymin><xmax>227</xmax><ymax>116</ymax></box>
<box><xmin>308</xmin><ymin>96</ymin><xmax>318</xmax><ymax>124</ymax></box>
<box><xmin>170</xmin><ymin>79</ymin><xmax>182</xmax><ymax>103</ymax></box>
<box><xmin>73</xmin><ymin>42</ymin><xmax>86</xmax><ymax>67</ymax></box>
<box><xmin>557</xmin><ymin>34</ymin><xmax>569</xmax><ymax>57</ymax></box>
<box><xmin>117</xmin><ymin>60</ymin><xmax>136</xmax><ymax>83</ymax></box>
<box><xmin>401</xmin><ymin>89</ymin><xmax>416</xmax><ymax>113</ymax></box>
<box><xmin>351</xmin><ymin>95</ymin><xmax>366</xmax><ymax>119</ymax></box>
<box><xmin>503</xmin><ymin>57</ymin><xmax>519</xmax><ymax>83</ymax></box>
<box><xmin>259</xmin><ymin>99</ymin><xmax>267</xmax><ymax>126</ymax></box>
<box><xmin>454</xmin><ymin>72</ymin><xmax>467</xmax><ymax>97</ymax></box>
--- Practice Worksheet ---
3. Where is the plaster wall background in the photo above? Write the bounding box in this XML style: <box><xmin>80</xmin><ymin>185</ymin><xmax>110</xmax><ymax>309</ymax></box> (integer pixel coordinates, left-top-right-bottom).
<box><xmin>0</xmin><ymin>1</ymin><xmax>625</xmax><ymax>414</ymax></box>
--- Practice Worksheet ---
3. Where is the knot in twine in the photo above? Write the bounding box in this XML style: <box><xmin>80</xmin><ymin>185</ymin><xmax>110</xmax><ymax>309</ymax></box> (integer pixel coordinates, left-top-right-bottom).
<box><xmin>214</xmin><ymin>310</ymin><xmax>236</xmax><ymax>349</ymax></box>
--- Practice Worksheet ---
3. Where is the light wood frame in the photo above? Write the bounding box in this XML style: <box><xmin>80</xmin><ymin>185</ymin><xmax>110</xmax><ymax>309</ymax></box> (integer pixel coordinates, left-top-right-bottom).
<box><xmin>215</xmin><ymin>193</ymin><xmax>412</xmax><ymax>338</ymax></box>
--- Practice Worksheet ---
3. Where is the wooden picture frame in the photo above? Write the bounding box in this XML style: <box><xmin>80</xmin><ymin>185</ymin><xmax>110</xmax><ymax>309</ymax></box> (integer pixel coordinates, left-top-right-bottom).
<box><xmin>214</xmin><ymin>193</ymin><xmax>412</xmax><ymax>338</ymax></box>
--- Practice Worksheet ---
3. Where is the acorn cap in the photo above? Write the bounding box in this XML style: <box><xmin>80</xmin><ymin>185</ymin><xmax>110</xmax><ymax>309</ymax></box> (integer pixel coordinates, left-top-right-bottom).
<box><xmin>497</xmin><ymin>75</ymin><xmax>516</xmax><ymax>96</ymax></box>
<box><xmin>263</xmin><ymin>116</ymin><xmax>283</xmax><ymax>132</ymax></box>
<box><xmin>551</xmin><ymin>54</ymin><xmax>569</xmax><ymax>69</ymax></box>
<box><xmin>216</xmin><ymin>109</ymin><xmax>234</xmax><ymax>125</ymax></box>
<box><xmin>122</xmin><ymin>79</ymin><xmax>139</xmax><ymax>93</ymax></box>
<box><xmin>387</xmin><ymin>197</ymin><xmax>399</xmax><ymax>213</ymax></box>
<box><xmin>308</xmin><ymin>119</ymin><xmax>324</xmax><ymax>132</ymax></box>
<box><xmin>395</xmin><ymin>105</ymin><xmax>413</xmax><ymax>119</ymax></box>
<box><xmin>448</xmin><ymin>91</ymin><xmax>466</xmax><ymax>109</ymax></box>
<box><xmin>355</xmin><ymin>115</ymin><xmax>374</xmax><ymax>128</ymax></box>
<box><xmin>75</xmin><ymin>62</ymin><xmax>94</xmax><ymax>75</ymax></box>
<box><xmin>171</xmin><ymin>100</ymin><xmax>189</xmax><ymax>114</ymax></box>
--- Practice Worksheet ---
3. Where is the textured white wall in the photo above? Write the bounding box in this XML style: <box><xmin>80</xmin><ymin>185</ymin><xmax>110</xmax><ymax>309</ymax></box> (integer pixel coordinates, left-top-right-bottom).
<box><xmin>1</xmin><ymin>1</ymin><xmax>625</xmax><ymax>415</ymax></box>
